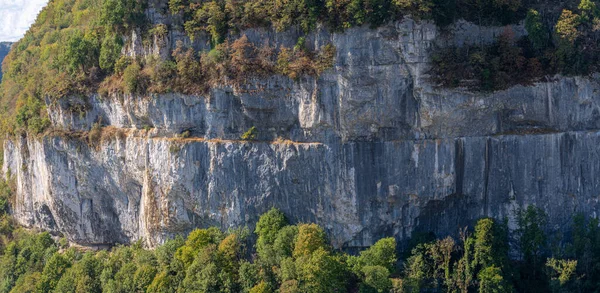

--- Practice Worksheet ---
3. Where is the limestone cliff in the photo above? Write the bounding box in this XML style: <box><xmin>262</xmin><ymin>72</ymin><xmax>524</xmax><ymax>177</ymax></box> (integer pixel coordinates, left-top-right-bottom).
<box><xmin>4</xmin><ymin>15</ymin><xmax>600</xmax><ymax>249</ymax></box>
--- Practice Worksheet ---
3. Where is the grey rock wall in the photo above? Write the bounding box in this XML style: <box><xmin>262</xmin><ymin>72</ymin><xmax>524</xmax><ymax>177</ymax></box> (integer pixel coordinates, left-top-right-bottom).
<box><xmin>5</xmin><ymin>17</ymin><xmax>600</xmax><ymax>249</ymax></box>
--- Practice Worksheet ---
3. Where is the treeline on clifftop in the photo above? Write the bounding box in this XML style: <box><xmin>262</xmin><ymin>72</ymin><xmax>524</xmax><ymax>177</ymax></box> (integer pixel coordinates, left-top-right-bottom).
<box><xmin>0</xmin><ymin>185</ymin><xmax>600</xmax><ymax>293</ymax></box>
<box><xmin>0</xmin><ymin>0</ymin><xmax>588</xmax><ymax>137</ymax></box>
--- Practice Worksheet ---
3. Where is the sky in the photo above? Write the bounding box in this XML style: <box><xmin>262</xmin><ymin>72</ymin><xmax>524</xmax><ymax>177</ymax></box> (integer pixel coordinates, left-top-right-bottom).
<box><xmin>0</xmin><ymin>0</ymin><xmax>49</xmax><ymax>42</ymax></box>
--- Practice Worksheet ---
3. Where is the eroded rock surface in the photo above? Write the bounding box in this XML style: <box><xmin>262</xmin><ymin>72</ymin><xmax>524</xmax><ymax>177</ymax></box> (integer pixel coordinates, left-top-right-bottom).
<box><xmin>5</xmin><ymin>17</ymin><xmax>600</xmax><ymax>249</ymax></box>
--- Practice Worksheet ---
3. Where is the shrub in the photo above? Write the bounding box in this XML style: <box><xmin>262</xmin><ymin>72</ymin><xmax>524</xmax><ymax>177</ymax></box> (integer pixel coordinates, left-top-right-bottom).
<box><xmin>241</xmin><ymin>126</ymin><xmax>258</xmax><ymax>141</ymax></box>
<box><xmin>169</xmin><ymin>144</ymin><xmax>181</xmax><ymax>154</ymax></box>
<box><xmin>122</xmin><ymin>62</ymin><xmax>142</xmax><ymax>94</ymax></box>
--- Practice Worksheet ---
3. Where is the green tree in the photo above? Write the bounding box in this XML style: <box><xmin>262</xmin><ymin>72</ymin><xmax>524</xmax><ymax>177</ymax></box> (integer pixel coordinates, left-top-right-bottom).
<box><xmin>360</xmin><ymin>265</ymin><xmax>392</xmax><ymax>293</ymax></box>
<box><xmin>579</xmin><ymin>0</ymin><xmax>599</xmax><ymax>21</ymax></box>
<box><xmin>402</xmin><ymin>244</ymin><xmax>432</xmax><ymax>292</ymax></box>
<box><xmin>37</xmin><ymin>253</ymin><xmax>72</xmax><ymax>293</ymax></box>
<box><xmin>99</xmin><ymin>33</ymin><xmax>123</xmax><ymax>73</ymax></box>
<box><xmin>478</xmin><ymin>266</ymin><xmax>512</xmax><ymax>293</ymax></box>
<box><xmin>348</xmin><ymin>237</ymin><xmax>397</xmax><ymax>274</ymax></box>
<box><xmin>122</xmin><ymin>62</ymin><xmax>142</xmax><ymax>94</ymax></box>
<box><xmin>101</xmin><ymin>0</ymin><xmax>146</xmax><ymax>30</ymax></box>
<box><xmin>293</xmin><ymin>224</ymin><xmax>328</xmax><ymax>258</ymax></box>
<box><xmin>58</xmin><ymin>31</ymin><xmax>99</xmax><ymax>75</ymax></box>
<box><xmin>295</xmin><ymin>248</ymin><xmax>347</xmax><ymax>293</ymax></box>
<box><xmin>453</xmin><ymin>233</ymin><xmax>475</xmax><ymax>293</ymax></box>
<box><xmin>196</xmin><ymin>1</ymin><xmax>228</xmax><ymax>45</ymax></box>
<box><xmin>273</xmin><ymin>225</ymin><xmax>299</xmax><ymax>261</ymax></box>
<box><xmin>516</xmin><ymin>206</ymin><xmax>547</xmax><ymax>270</ymax></box>
<box><xmin>546</xmin><ymin>258</ymin><xmax>577</xmax><ymax>292</ymax></box>
<box><xmin>133</xmin><ymin>264</ymin><xmax>157</xmax><ymax>292</ymax></box>
<box><xmin>146</xmin><ymin>270</ymin><xmax>177</xmax><ymax>293</ymax></box>
<box><xmin>473</xmin><ymin>218</ymin><xmax>508</xmax><ymax>270</ymax></box>
<box><xmin>256</xmin><ymin>208</ymin><xmax>288</xmax><ymax>247</ymax></box>
<box><xmin>525</xmin><ymin>9</ymin><xmax>548</xmax><ymax>50</ymax></box>
<box><xmin>239</xmin><ymin>260</ymin><xmax>259</xmax><ymax>293</ymax></box>
<box><xmin>175</xmin><ymin>227</ymin><xmax>223</xmax><ymax>268</ymax></box>
<box><xmin>249</xmin><ymin>281</ymin><xmax>272</xmax><ymax>293</ymax></box>
<box><xmin>54</xmin><ymin>253</ymin><xmax>103</xmax><ymax>293</ymax></box>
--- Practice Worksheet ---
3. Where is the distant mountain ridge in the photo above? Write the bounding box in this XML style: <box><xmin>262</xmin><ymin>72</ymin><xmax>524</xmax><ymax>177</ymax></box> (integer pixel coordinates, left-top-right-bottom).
<box><xmin>0</xmin><ymin>42</ymin><xmax>12</xmax><ymax>82</ymax></box>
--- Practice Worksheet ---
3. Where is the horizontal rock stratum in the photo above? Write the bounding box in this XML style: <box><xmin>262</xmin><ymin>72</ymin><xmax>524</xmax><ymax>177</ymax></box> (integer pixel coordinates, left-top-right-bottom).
<box><xmin>4</xmin><ymin>17</ymin><xmax>600</xmax><ymax>249</ymax></box>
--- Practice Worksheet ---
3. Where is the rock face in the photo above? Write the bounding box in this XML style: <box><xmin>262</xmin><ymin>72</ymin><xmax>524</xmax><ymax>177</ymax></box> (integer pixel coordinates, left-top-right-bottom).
<box><xmin>4</xmin><ymin>17</ymin><xmax>600</xmax><ymax>249</ymax></box>
<box><xmin>0</xmin><ymin>42</ymin><xmax>12</xmax><ymax>82</ymax></box>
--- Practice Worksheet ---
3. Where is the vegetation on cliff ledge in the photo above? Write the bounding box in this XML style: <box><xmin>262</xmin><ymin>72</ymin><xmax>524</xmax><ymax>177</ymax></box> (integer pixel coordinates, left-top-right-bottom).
<box><xmin>0</xmin><ymin>0</ymin><xmax>338</xmax><ymax>136</ymax></box>
<box><xmin>431</xmin><ymin>0</ymin><xmax>600</xmax><ymax>91</ymax></box>
<box><xmin>0</xmin><ymin>0</ymin><xmax>599</xmax><ymax>134</ymax></box>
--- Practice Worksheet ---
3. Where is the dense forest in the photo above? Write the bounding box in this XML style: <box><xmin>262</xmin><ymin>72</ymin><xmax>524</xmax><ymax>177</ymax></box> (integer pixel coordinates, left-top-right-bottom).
<box><xmin>0</xmin><ymin>177</ymin><xmax>598</xmax><ymax>293</ymax></box>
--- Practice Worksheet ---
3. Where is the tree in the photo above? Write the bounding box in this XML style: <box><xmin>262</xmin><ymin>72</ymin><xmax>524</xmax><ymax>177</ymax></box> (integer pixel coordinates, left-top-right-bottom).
<box><xmin>218</xmin><ymin>233</ymin><xmax>243</xmax><ymax>269</ymax></box>
<box><xmin>146</xmin><ymin>271</ymin><xmax>177</xmax><ymax>293</ymax></box>
<box><xmin>99</xmin><ymin>33</ymin><xmax>123</xmax><ymax>73</ymax></box>
<box><xmin>473</xmin><ymin>218</ymin><xmax>508</xmax><ymax>270</ymax></box>
<box><xmin>525</xmin><ymin>9</ymin><xmax>548</xmax><ymax>51</ymax></box>
<box><xmin>175</xmin><ymin>227</ymin><xmax>223</xmax><ymax>268</ymax></box>
<box><xmin>516</xmin><ymin>206</ymin><xmax>547</xmax><ymax>269</ymax></box>
<box><xmin>256</xmin><ymin>208</ymin><xmax>288</xmax><ymax>247</ymax></box>
<box><xmin>478</xmin><ymin>266</ymin><xmax>512</xmax><ymax>293</ymax></box>
<box><xmin>101</xmin><ymin>0</ymin><xmax>127</xmax><ymax>28</ymax></box>
<box><xmin>101</xmin><ymin>0</ymin><xmax>146</xmax><ymax>30</ymax></box>
<box><xmin>37</xmin><ymin>253</ymin><xmax>72</xmax><ymax>293</ymax></box>
<box><xmin>279</xmin><ymin>279</ymin><xmax>300</xmax><ymax>293</ymax></box>
<box><xmin>360</xmin><ymin>265</ymin><xmax>392</xmax><ymax>293</ymax></box>
<box><xmin>453</xmin><ymin>232</ymin><xmax>475</xmax><ymax>293</ymax></box>
<box><xmin>181</xmin><ymin>245</ymin><xmax>223</xmax><ymax>292</ymax></box>
<box><xmin>579</xmin><ymin>0</ymin><xmax>599</xmax><ymax>22</ymax></box>
<box><xmin>169</xmin><ymin>0</ymin><xmax>188</xmax><ymax>15</ymax></box>
<box><xmin>122</xmin><ymin>62</ymin><xmax>142</xmax><ymax>94</ymax></box>
<box><xmin>133</xmin><ymin>264</ymin><xmax>157</xmax><ymax>292</ymax></box>
<box><xmin>196</xmin><ymin>1</ymin><xmax>228</xmax><ymax>45</ymax></box>
<box><xmin>250</xmin><ymin>281</ymin><xmax>272</xmax><ymax>293</ymax></box>
<box><xmin>402</xmin><ymin>244</ymin><xmax>432</xmax><ymax>292</ymax></box>
<box><xmin>293</xmin><ymin>224</ymin><xmax>328</xmax><ymax>258</ymax></box>
<box><xmin>546</xmin><ymin>258</ymin><xmax>577</xmax><ymax>292</ymax></box>
<box><xmin>54</xmin><ymin>253</ymin><xmax>103</xmax><ymax>293</ymax></box>
<box><xmin>239</xmin><ymin>261</ymin><xmax>259</xmax><ymax>293</ymax></box>
<box><xmin>429</xmin><ymin>237</ymin><xmax>455</xmax><ymax>289</ymax></box>
<box><xmin>555</xmin><ymin>10</ymin><xmax>581</xmax><ymax>45</ymax></box>
<box><xmin>348</xmin><ymin>237</ymin><xmax>397</xmax><ymax>274</ymax></box>
<box><xmin>273</xmin><ymin>225</ymin><xmax>299</xmax><ymax>261</ymax></box>
<box><xmin>59</xmin><ymin>31</ymin><xmax>99</xmax><ymax>75</ymax></box>
<box><xmin>295</xmin><ymin>248</ymin><xmax>347</xmax><ymax>293</ymax></box>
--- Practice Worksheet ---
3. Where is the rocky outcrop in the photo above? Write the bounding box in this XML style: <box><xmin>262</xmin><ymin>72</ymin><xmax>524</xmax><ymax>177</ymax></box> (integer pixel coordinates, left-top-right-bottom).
<box><xmin>5</xmin><ymin>16</ymin><xmax>600</xmax><ymax>249</ymax></box>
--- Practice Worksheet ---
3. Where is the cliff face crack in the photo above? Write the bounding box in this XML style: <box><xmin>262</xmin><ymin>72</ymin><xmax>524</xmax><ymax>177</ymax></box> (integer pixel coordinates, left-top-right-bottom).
<box><xmin>454</xmin><ymin>138</ymin><xmax>465</xmax><ymax>197</ymax></box>
<box><xmin>483</xmin><ymin>137</ymin><xmax>492</xmax><ymax>217</ymax></box>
